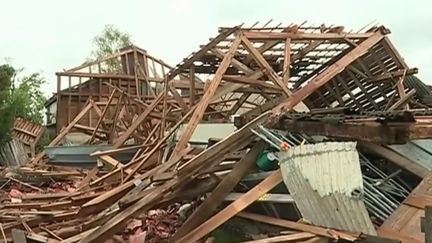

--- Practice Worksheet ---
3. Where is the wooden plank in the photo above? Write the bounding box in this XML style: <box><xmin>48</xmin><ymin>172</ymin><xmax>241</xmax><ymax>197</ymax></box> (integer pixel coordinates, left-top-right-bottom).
<box><xmin>189</xmin><ymin>65</ymin><xmax>195</xmax><ymax>107</ymax></box>
<box><xmin>79</xmin><ymin>180</ymin><xmax>176</xmax><ymax>243</ymax></box>
<box><xmin>123</xmin><ymin>106</ymin><xmax>195</xmax><ymax>181</ymax></box>
<box><xmin>32</xmin><ymin>102</ymin><xmax>93</xmax><ymax>164</ymax></box>
<box><xmin>171</xmin><ymin>34</ymin><xmax>242</xmax><ymax>158</ymax></box>
<box><xmin>237</xmin><ymin>212</ymin><xmax>357</xmax><ymax>241</ymax></box>
<box><xmin>242</xmin><ymin>31</ymin><xmax>375</xmax><ymax>40</ymax></box>
<box><xmin>241</xmin><ymin>232</ymin><xmax>315</xmax><ymax>243</ymax></box>
<box><xmin>229</xmin><ymin>93</ymin><xmax>251</xmax><ymax>115</ymax></box>
<box><xmin>378</xmin><ymin>226</ymin><xmax>422</xmax><ymax>243</ymax></box>
<box><xmin>388</xmin><ymin>89</ymin><xmax>416</xmax><ymax>111</ymax></box>
<box><xmin>177</xmin><ymin>170</ymin><xmax>283</xmax><ymax>243</ymax></box>
<box><xmin>169</xmin><ymin>85</ymin><xmax>188</xmax><ymax>112</ymax></box>
<box><xmin>274</xmin><ymin>30</ymin><xmax>386</xmax><ymax>112</ymax></box>
<box><xmin>172</xmin><ymin>141</ymin><xmax>264</xmax><ymax>241</ymax></box>
<box><xmin>283</xmin><ymin>38</ymin><xmax>291</xmax><ymax>85</ymax></box>
<box><xmin>222</xmin><ymin>76</ymin><xmax>281</xmax><ymax>90</ymax></box>
<box><xmin>98</xmin><ymin>155</ymin><xmax>134</xmax><ymax>175</ymax></box>
<box><xmin>404</xmin><ymin>195</ymin><xmax>432</xmax><ymax>209</ymax></box>
<box><xmin>279</xmin><ymin>119</ymin><xmax>414</xmax><ymax>144</ymax></box>
<box><xmin>425</xmin><ymin>206</ymin><xmax>432</xmax><ymax>243</ymax></box>
<box><xmin>369</xmin><ymin>68</ymin><xmax>417</xmax><ymax>82</ymax></box>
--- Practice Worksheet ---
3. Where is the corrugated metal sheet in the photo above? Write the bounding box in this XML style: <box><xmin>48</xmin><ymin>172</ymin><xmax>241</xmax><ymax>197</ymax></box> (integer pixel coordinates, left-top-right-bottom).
<box><xmin>388</xmin><ymin>139</ymin><xmax>432</xmax><ymax>170</ymax></box>
<box><xmin>45</xmin><ymin>145</ymin><xmax>136</xmax><ymax>168</ymax></box>
<box><xmin>280</xmin><ymin>142</ymin><xmax>376</xmax><ymax>235</ymax></box>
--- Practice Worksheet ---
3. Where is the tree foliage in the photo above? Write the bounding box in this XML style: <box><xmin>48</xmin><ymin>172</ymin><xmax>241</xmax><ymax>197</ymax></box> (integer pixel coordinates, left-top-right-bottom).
<box><xmin>91</xmin><ymin>25</ymin><xmax>132</xmax><ymax>59</ymax></box>
<box><xmin>0</xmin><ymin>63</ymin><xmax>46</xmax><ymax>146</ymax></box>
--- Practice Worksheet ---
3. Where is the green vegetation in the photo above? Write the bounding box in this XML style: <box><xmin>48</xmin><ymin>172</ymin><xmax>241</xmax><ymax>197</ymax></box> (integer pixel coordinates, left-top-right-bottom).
<box><xmin>91</xmin><ymin>24</ymin><xmax>132</xmax><ymax>59</ymax></box>
<box><xmin>0</xmin><ymin>63</ymin><xmax>46</xmax><ymax>146</ymax></box>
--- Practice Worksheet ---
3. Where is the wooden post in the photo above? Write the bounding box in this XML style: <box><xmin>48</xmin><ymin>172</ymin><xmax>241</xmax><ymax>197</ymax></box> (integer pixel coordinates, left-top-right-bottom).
<box><xmin>426</xmin><ymin>206</ymin><xmax>432</xmax><ymax>243</ymax></box>
<box><xmin>189</xmin><ymin>65</ymin><xmax>195</xmax><ymax>107</ymax></box>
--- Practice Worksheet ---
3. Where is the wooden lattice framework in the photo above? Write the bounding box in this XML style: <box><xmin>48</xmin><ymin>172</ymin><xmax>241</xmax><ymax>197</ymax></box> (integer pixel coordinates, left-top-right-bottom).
<box><xmin>31</xmin><ymin>22</ymin><xmax>432</xmax><ymax>242</ymax></box>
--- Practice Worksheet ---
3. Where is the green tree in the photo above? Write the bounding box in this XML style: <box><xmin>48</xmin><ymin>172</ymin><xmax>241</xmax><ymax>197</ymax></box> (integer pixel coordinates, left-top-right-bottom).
<box><xmin>0</xmin><ymin>64</ymin><xmax>16</xmax><ymax>145</ymax></box>
<box><xmin>91</xmin><ymin>24</ymin><xmax>132</xmax><ymax>59</ymax></box>
<box><xmin>0</xmin><ymin>63</ymin><xmax>46</xmax><ymax>146</ymax></box>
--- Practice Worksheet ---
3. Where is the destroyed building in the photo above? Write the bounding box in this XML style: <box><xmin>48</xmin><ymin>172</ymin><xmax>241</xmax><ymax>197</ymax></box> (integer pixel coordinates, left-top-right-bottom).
<box><xmin>1</xmin><ymin>22</ymin><xmax>432</xmax><ymax>243</ymax></box>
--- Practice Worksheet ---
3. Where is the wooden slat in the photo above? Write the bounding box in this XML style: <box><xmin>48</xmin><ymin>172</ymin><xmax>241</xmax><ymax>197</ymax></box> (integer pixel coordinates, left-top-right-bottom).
<box><xmin>283</xmin><ymin>38</ymin><xmax>291</xmax><ymax>85</ymax></box>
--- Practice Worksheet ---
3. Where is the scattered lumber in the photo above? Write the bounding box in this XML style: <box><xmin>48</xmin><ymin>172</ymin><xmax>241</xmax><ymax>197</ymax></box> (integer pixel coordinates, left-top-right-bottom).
<box><xmin>1</xmin><ymin>21</ymin><xmax>432</xmax><ymax>243</ymax></box>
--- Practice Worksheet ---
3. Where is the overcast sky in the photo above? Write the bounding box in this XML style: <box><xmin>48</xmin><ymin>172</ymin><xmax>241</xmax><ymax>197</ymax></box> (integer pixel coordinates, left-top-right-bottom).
<box><xmin>1</xmin><ymin>0</ymin><xmax>431</xmax><ymax>97</ymax></box>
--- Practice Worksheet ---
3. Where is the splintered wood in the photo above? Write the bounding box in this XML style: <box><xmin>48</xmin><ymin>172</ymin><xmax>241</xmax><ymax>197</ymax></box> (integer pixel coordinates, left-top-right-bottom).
<box><xmin>2</xmin><ymin>21</ymin><xmax>432</xmax><ymax>243</ymax></box>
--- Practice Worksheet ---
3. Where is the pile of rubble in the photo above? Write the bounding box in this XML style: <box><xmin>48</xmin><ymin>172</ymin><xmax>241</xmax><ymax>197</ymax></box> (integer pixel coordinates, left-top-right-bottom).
<box><xmin>1</xmin><ymin>22</ymin><xmax>432</xmax><ymax>243</ymax></box>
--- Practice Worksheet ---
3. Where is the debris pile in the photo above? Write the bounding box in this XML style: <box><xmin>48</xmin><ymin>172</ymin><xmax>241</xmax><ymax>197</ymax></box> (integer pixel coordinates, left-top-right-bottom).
<box><xmin>1</xmin><ymin>22</ymin><xmax>432</xmax><ymax>243</ymax></box>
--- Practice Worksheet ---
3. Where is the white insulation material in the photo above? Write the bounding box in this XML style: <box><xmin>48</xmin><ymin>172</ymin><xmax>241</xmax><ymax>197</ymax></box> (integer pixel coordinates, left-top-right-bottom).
<box><xmin>280</xmin><ymin>142</ymin><xmax>376</xmax><ymax>235</ymax></box>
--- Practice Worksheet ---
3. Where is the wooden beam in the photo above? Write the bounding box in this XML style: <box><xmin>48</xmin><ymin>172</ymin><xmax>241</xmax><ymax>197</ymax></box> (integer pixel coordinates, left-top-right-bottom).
<box><xmin>171</xmin><ymin>34</ymin><xmax>242</xmax><ymax>158</ymax></box>
<box><xmin>425</xmin><ymin>206</ymin><xmax>432</xmax><ymax>243</ymax></box>
<box><xmin>237</xmin><ymin>212</ymin><xmax>357</xmax><ymax>241</ymax></box>
<box><xmin>222</xmin><ymin>75</ymin><xmax>281</xmax><ymax>90</ymax></box>
<box><xmin>177</xmin><ymin>170</ymin><xmax>283</xmax><ymax>243</ymax></box>
<box><xmin>283</xmin><ymin>38</ymin><xmax>291</xmax><ymax>85</ymax></box>
<box><xmin>278</xmin><ymin>119</ymin><xmax>414</xmax><ymax>144</ymax></box>
<box><xmin>112</xmin><ymin>93</ymin><xmax>163</xmax><ymax>148</ymax></box>
<box><xmin>240</xmin><ymin>34</ymin><xmax>292</xmax><ymax>97</ymax></box>
<box><xmin>123</xmin><ymin>106</ymin><xmax>195</xmax><ymax>181</ymax></box>
<box><xmin>242</xmin><ymin>31</ymin><xmax>375</xmax><ymax>40</ymax></box>
<box><xmin>89</xmin><ymin>89</ymin><xmax>116</xmax><ymax>144</ymax></box>
<box><xmin>171</xmin><ymin>141</ymin><xmax>264</xmax><ymax>241</ymax></box>
<box><xmin>189</xmin><ymin>65</ymin><xmax>195</xmax><ymax>107</ymax></box>
<box><xmin>388</xmin><ymin>89</ymin><xmax>416</xmax><ymax>111</ymax></box>
<box><xmin>169</xmin><ymin>85</ymin><xmax>188</xmax><ymax>112</ymax></box>
<box><xmin>369</xmin><ymin>68</ymin><xmax>418</xmax><ymax>82</ymax></box>
<box><xmin>229</xmin><ymin>93</ymin><xmax>251</xmax><ymax>115</ymax></box>
<box><xmin>275</xmin><ymin>30</ymin><xmax>386</xmax><ymax>112</ymax></box>
<box><xmin>240</xmin><ymin>233</ymin><xmax>315</xmax><ymax>243</ymax></box>
<box><xmin>32</xmin><ymin>102</ymin><xmax>93</xmax><ymax>164</ymax></box>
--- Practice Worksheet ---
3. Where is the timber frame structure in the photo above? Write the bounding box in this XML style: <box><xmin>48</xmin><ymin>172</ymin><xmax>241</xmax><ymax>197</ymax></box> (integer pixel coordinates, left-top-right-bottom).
<box><xmin>27</xmin><ymin>22</ymin><xmax>432</xmax><ymax>242</ymax></box>
<box><xmin>51</xmin><ymin>45</ymin><xmax>180</xmax><ymax>133</ymax></box>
